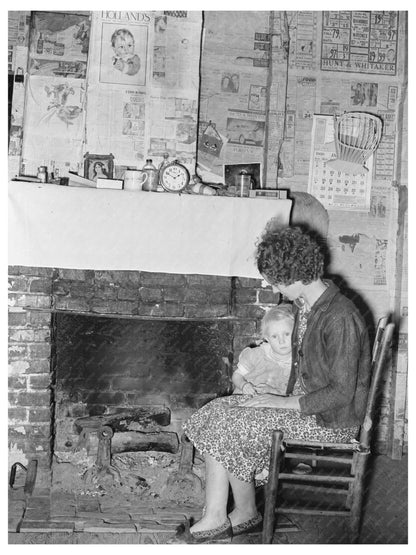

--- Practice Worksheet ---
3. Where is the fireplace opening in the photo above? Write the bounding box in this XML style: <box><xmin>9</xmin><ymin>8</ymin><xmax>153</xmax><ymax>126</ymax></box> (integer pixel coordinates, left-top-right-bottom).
<box><xmin>51</xmin><ymin>312</ymin><xmax>234</xmax><ymax>504</ymax></box>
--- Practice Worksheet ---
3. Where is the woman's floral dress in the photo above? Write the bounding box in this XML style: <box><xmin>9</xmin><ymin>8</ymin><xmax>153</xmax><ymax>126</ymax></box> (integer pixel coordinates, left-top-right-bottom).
<box><xmin>183</xmin><ymin>300</ymin><xmax>359</xmax><ymax>485</ymax></box>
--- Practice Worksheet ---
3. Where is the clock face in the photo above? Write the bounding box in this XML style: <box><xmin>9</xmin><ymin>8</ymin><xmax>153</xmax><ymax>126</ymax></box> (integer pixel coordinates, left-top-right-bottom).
<box><xmin>160</xmin><ymin>162</ymin><xmax>190</xmax><ymax>192</ymax></box>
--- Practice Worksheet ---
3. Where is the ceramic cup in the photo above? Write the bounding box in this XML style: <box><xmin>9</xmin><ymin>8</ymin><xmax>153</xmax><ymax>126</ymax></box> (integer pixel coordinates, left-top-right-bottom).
<box><xmin>123</xmin><ymin>170</ymin><xmax>148</xmax><ymax>191</ymax></box>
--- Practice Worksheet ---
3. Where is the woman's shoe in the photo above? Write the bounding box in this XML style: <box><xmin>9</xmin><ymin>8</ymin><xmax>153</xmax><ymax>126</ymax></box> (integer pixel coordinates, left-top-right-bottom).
<box><xmin>175</xmin><ymin>517</ymin><xmax>233</xmax><ymax>543</ymax></box>
<box><xmin>231</xmin><ymin>512</ymin><xmax>263</xmax><ymax>537</ymax></box>
<box><xmin>292</xmin><ymin>463</ymin><xmax>312</xmax><ymax>475</ymax></box>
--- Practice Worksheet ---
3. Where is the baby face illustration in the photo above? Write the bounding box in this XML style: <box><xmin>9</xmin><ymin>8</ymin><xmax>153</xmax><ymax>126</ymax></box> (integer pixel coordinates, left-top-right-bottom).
<box><xmin>110</xmin><ymin>29</ymin><xmax>141</xmax><ymax>77</ymax></box>
<box><xmin>113</xmin><ymin>33</ymin><xmax>135</xmax><ymax>59</ymax></box>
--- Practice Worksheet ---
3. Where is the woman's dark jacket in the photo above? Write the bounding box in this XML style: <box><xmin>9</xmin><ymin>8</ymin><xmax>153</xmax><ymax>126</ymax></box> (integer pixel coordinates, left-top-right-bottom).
<box><xmin>286</xmin><ymin>280</ymin><xmax>371</xmax><ymax>429</ymax></box>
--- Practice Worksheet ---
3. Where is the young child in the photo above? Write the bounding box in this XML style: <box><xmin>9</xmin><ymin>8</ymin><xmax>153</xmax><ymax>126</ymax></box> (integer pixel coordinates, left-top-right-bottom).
<box><xmin>111</xmin><ymin>29</ymin><xmax>141</xmax><ymax>76</ymax></box>
<box><xmin>232</xmin><ymin>304</ymin><xmax>294</xmax><ymax>396</ymax></box>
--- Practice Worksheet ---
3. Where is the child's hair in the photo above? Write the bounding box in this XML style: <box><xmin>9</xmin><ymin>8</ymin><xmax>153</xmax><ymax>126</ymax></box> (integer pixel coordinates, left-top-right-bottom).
<box><xmin>261</xmin><ymin>303</ymin><xmax>294</xmax><ymax>337</ymax></box>
<box><xmin>111</xmin><ymin>28</ymin><xmax>134</xmax><ymax>48</ymax></box>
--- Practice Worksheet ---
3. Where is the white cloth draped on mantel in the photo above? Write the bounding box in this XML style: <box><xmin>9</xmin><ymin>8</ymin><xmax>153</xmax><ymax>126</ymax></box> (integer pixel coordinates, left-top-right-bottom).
<box><xmin>8</xmin><ymin>181</ymin><xmax>292</xmax><ymax>278</ymax></box>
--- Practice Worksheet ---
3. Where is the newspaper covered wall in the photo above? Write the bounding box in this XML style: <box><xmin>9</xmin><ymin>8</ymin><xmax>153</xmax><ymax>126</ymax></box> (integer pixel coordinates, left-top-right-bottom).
<box><xmin>17</xmin><ymin>10</ymin><xmax>202</xmax><ymax>179</ymax></box>
<box><xmin>196</xmin><ymin>10</ymin><xmax>407</xmax><ymax>319</ymax></box>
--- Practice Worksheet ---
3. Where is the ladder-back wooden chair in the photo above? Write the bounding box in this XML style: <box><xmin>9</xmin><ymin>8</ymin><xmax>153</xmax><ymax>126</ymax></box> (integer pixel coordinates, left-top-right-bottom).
<box><xmin>262</xmin><ymin>317</ymin><xmax>394</xmax><ymax>544</ymax></box>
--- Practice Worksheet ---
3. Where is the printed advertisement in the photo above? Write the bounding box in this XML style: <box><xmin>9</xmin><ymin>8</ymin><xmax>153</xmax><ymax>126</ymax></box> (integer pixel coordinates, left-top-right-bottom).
<box><xmin>29</xmin><ymin>12</ymin><xmax>90</xmax><ymax>77</ymax></box>
<box><xmin>148</xmin><ymin>95</ymin><xmax>198</xmax><ymax>164</ymax></box>
<box><xmin>289</xmin><ymin>11</ymin><xmax>318</xmax><ymax>70</ymax></box>
<box><xmin>321</xmin><ymin>11</ymin><xmax>399</xmax><ymax>75</ymax></box>
<box><xmin>86</xmin><ymin>87</ymin><xmax>146</xmax><ymax>166</ymax></box>
<box><xmin>320</xmin><ymin>77</ymin><xmax>400</xmax><ymax>116</ymax></box>
<box><xmin>294</xmin><ymin>77</ymin><xmax>316</xmax><ymax>175</ymax></box>
<box><xmin>196</xmin><ymin>12</ymin><xmax>270</xmax><ymax>181</ymax></box>
<box><xmin>85</xmin><ymin>11</ymin><xmax>202</xmax><ymax>170</ymax></box>
<box><xmin>326</xmin><ymin>197</ymin><xmax>396</xmax><ymax>292</ymax></box>
<box><xmin>375</xmin><ymin>110</ymin><xmax>396</xmax><ymax>180</ymax></box>
<box><xmin>21</xmin><ymin>77</ymin><xmax>86</xmax><ymax>174</ymax></box>
<box><xmin>8</xmin><ymin>12</ymin><xmax>30</xmax><ymax>72</ymax></box>
<box><xmin>152</xmin><ymin>12</ymin><xmax>203</xmax><ymax>90</ymax></box>
<box><xmin>226</xmin><ymin>116</ymin><xmax>265</xmax><ymax>148</ymax></box>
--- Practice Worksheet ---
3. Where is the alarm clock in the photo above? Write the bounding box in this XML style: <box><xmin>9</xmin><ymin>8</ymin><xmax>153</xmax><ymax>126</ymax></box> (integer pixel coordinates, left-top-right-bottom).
<box><xmin>159</xmin><ymin>160</ymin><xmax>190</xmax><ymax>193</ymax></box>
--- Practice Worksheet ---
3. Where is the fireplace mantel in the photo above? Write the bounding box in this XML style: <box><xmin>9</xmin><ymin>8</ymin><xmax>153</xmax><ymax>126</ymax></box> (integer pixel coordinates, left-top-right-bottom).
<box><xmin>8</xmin><ymin>181</ymin><xmax>291</xmax><ymax>278</ymax></box>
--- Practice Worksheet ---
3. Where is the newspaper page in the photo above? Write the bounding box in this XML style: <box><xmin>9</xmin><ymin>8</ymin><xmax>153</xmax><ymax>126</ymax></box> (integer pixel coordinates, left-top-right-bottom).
<box><xmin>308</xmin><ymin>114</ymin><xmax>373</xmax><ymax>211</ymax></box>
<box><xmin>320</xmin><ymin>76</ymin><xmax>400</xmax><ymax>115</ymax></box>
<box><xmin>374</xmin><ymin>110</ymin><xmax>396</xmax><ymax>180</ymax></box>
<box><xmin>326</xmin><ymin>178</ymin><xmax>396</xmax><ymax>299</ymax></box>
<box><xmin>8</xmin><ymin>12</ymin><xmax>30</xmax><ymax>73</ymax></box>
<box><xmin>326</xmin><ymin>175</ymin><xmax>396</xmax><ymax>302</ymax></box>
<box><xmin>85</xmin><ymin>11</ymin><xmax>201</xmax><ymax>171</ymax></box>
<box><xmin>149</xmin><ymin>12</ymin><xmax>201</xmax><ymax>167</ymax></box>
<box><xmin>152</xmin><ymin>13</ymin><xmax>202</xmax><ymax>91</ymax></box>
<box><xmin>287</xmin><ymin>11</ymin><xmax>318</xmax><ymax>70</ymax></box>
<box><xmin>8</xmin><ymin>12</ymin><xmax>31</xmax><ymax>176</ymax></box>
<box><xmin>85</xmin><ymin>11</ymin><xmax>152</xmax><ymax>166</ymax></box>
<box><xmin>28</xmin><ymin>12</ymin><xmax>90</xmax><ymax>78</ymax></box>
<box><xmin>8</xmin><ymin>12</ymin><xmax>19</xmax><ymax>72</ymax></box>
<box><xmin>293</xmin><ymin>77</ymin><xmax>316</xmax><ymax>175</ymax></box>
<box><xmin>148</xmin><ymin>95</ymin><xmax>198</xmax><ymax>165</ymax></box>
<box><xmin>20</xmin><ymin>12</ymin><xmax>90</xmax><ymax>176</ymax></box>
<box><xmin>197</xmin><ymin>12</ymin><xmax>270</xmax><ymax>182</ymax></box>
<box><xmin>8</xmin><ymin>81</ymin><xmax>26</xmax><ymax>156</ymax></box>
<box><xmin>321</xmin><ymin>11</ymin><xmax>399</xmax><ymax>75</ymax></box>
<box><xmin>21</xmin><ymin>77</ymin><xmax>86</xmax><ymax>175</ymax></box>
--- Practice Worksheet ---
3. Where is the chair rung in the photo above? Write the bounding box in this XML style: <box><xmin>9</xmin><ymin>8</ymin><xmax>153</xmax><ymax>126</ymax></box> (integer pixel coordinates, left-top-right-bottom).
<box><xmin>276</xmin><ymin>507</ymin><xmax>351</xmax><ymax>517</ymax></box>
<box><xmin>285</xmin><ymin>440</ymin><xmax>356</xmax><ymax>450</ymax></box>
<box><xmin>284</xmin><ymin>453</ymin><xmax>353</xmax><ymax>464</ymax></box>
<box><xmin>278</xmin><ymin>472</ymin><xmax>354</xmax><ymax>483</ymax></box>
<box><xmin>281</xmin><ymin>483</ymin><xmax>349</xmax><ymax>495</ymax></box>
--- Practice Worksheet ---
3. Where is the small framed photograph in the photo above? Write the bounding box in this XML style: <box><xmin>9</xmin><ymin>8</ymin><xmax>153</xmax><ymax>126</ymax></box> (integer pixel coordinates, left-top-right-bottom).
<box><xmin>83</xmin><ymin>153</ymin><xmax>114</xmax><ymax>182</ymax></box>
<box><xmin>224</xmin><ymin>162</ymin><xmax>262</xmax><ymax>190</ymax></box>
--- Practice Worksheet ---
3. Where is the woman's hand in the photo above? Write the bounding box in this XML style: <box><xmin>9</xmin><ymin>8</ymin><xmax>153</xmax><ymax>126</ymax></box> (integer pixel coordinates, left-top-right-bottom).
<box><xmin>254</xmin><ymin>383</ymin><xmax>274</xmax><ymax>394</ymax></box>
<box><xmin>241</xmin><ymin>382</ymin><xmax>257</xmax><ymax>396</ymax></box>
<box><xmin>239</xmin><ymin>394</ymin><xmax>302</xmax><ymax>410</ymax></box>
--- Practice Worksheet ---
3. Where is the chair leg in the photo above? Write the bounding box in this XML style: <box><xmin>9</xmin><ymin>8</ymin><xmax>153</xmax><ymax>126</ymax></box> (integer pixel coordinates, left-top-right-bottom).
<box><xmin>262</xmin><ymin>430</ymin><xmax>284</xmax><ymax>544</ymax></box>
<box><xmin>348</xmin><ymin>451</ymin><xmax>369</xmax><ymax>543</ymax></box>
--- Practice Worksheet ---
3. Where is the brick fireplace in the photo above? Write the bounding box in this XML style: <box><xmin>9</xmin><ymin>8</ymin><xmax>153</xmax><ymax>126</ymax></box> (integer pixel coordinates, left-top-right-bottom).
<box><xmin>8</xmin><ymin>265</ymin><xmax>276</xmax><ymax>493</ymax></box>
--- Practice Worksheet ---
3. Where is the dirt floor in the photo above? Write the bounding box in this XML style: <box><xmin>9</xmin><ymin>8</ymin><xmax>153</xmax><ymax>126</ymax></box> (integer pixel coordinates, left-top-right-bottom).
<box><xmin>8</xmin><ymin>453</ymin><xmax>407</xmax><ymax>544</ymax></box>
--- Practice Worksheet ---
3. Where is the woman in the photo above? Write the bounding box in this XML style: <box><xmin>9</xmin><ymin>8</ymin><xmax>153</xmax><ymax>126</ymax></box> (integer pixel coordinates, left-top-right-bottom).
<box><xmin>178</xmin><ymin>226</ymin><xmax>371</xmax><ymax>543</ymax></box>
<box><xmin>92</xmin><ymin>161</ymin><xmax>109</xmax><ymax>180</ymax></box>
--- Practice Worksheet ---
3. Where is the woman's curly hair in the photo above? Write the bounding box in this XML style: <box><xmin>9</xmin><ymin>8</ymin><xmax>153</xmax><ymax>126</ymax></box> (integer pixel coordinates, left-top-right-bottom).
<box><xmin>256</xmin><ymin>225</ymin><xmax>324</xmax><ymax>285</ymax></box>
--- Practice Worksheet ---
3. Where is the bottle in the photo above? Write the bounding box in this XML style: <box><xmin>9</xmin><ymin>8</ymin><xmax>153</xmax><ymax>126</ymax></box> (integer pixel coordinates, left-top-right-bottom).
<box><xmin>37</xmin><ymin>166</ymin><xmax>48</xmax><ymax>183</ymax></box>
<box><xmin>36</xmin><ymin>33</ymin><xmax>44</xmax><ymax>54</ymax></box>
<box><xmin>157</xmin><ymin>152</ymin><xmax>170</xmax><ymax>192</ymax></box>
<box><xmin>142</xmin><ymin>159</ymin><xmax>159</xmax><ymax>192</ymax></box>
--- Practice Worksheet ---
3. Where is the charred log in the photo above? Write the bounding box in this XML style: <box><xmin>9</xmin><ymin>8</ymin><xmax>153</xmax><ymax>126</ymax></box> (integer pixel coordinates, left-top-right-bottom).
<box><xmin>78</xmin><ymin>429</ymin><xmax>180</xmax><ymax>455</ymax></box>
<box><xmin>111</xmin><ymin>431</ymin><xmax>179</xmax><ymax>454</ymax></box>
<box><xmin>74</xmin><ymin>406</ymin><xmax>171</xmax><ymax>434</ymax></box>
